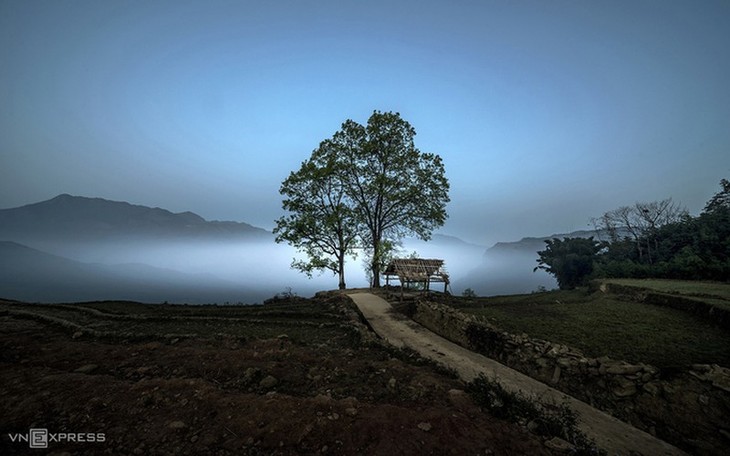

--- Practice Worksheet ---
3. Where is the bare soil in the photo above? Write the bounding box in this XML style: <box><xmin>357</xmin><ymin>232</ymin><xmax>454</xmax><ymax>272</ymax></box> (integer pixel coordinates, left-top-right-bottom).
<box><xmin>0</xmin><ymin>294</ymin><xmax>551</xmax><ymax>455</ymax></box>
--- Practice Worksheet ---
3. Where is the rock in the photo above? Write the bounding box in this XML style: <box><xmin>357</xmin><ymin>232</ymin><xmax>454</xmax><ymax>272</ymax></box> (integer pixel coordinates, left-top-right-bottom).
<box><xmin>550</xmin><ymin>366</ymin><xmax>561</xmax><ymax>384</ymax></box>
<box><xmin>688</xmin><ymin>364</ymin><xmax>730</xmax><ymax>393</ymax></box>
<box><xmin>698</xmin><ymin>394</ymin><xmax>710</xmax><ymax>406</ymax></box>
<box><xmin>313</xmin><ymin>393</ymin><xmax>333</xmax><ymax>406</ymax></box>
<box><xmin>72</xmin><ymin>331</ymin><xmax>83</xmax><ymax>339</ymax></box>
<box><xmin>74</xmin><ymin>364</ymin><xmax>98</xmax><ymax>374</ymax></box>
<box><xmin>642</xmin><ymin>382</ymin><xmax>660</xmax><ymax>396</ymax></box>
<box><xmin>417</xmin><ymin>422</ymin><xmax>432</xmax><ymax>432</ymax></box>
<box><xmin>611</xmin><ymin>377</ymin><xmax>638</xmax><ymax>397</ymax></box>
<box><xmin>259</xmin><ymin>375</ymin><xmax>278</xmax><ymax>388</ymax></box>
<box><xmin>388</xmin><ymin>377</ymin><xmax>397</xmax><ymax>389</ymax></box>
<box><xmin>168</xmin><ymin>421</ymin><xmax>186</xmax><ymax>429</ymax></box>
<box><xmin>243</xmin><ymin>367</ymin><xmax>260</xmax><ymax>383</ymax></box>
<box><xmin>605</xmin><ymin>363</ymin><xmax>643</xmax><ymax>375</ymax></box>
<box><xmin>190</xmin><ymin>435</ymin><xmax>198</xmax><ymax>443</ymax></box>
<box><xmin>544</xmin><ymin>436</ymin><xmax>575</xmax><ymax>452</ymax></box>
<box><xmin>345</xmin><ymin>407</ymin><xmax>358</xmax><ymax>417</ymax></box>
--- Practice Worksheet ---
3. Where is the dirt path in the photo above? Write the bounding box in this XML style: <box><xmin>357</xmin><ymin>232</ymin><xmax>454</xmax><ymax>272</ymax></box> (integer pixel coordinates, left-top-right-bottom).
<box><xmin>347</xmin><ymin>292</ymin><xmax>686</xmax><ymax>456</ymax></box>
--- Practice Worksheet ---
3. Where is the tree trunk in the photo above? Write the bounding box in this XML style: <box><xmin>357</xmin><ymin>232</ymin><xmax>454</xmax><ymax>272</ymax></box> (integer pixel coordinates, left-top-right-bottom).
<box><xmin>337</xmin><ymin>252</ymin><xmax>346</xmax><ymax>290</ymax></box>
<box><xmin>371</xmin><ymin>239</ymin><xmax>381</xmax><ymax>288</ymax></box>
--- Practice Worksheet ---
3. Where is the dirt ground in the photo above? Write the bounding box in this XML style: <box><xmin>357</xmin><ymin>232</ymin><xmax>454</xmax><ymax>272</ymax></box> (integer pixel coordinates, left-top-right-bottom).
<box><xmin>0</xmin><ymin>296</ymin><xmax>553</xmax><ymax>455</ymax></box>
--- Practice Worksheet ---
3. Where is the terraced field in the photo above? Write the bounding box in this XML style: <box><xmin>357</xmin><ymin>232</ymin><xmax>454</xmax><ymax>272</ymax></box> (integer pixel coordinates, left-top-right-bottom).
<box><xmin>0</xmin><ymin>293</ymin><xmax>553</xmax><ymax>456</ymax></box>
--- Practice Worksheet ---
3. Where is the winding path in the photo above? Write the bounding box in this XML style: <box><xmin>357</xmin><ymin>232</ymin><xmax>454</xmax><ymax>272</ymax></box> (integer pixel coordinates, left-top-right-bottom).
<box><xmin>347</xmin><ymin>292</ymin><xmax>686</xmax><ymax>456</ymax></box>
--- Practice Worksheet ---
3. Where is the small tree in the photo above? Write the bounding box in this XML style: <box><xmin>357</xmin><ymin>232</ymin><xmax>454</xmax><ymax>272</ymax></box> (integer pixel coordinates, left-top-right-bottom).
<box><xmin>273</xmin><ymin>141</ymin><xmax>358</xmax><ymax>289</ymax></box>
<box><xmin>534</xmin><ymin>237</ymin><xmax>601</xmax><ymax>290</ymax></box>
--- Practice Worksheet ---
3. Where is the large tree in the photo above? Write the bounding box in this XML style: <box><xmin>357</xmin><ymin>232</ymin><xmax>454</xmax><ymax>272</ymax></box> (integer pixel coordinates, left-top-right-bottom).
<box><xmin>273</xmin><ymin>141</ymin><xmax>358</xmax><ymax>289</ymax></box>
<box><xmin>275</xmin><ymin>111</ymin><xmax>449</xmax><ymax>289</ymax></box>
<box><xmin>330</xmin><ymin>111</ymin><xmax>450</xmax><ymax>287</ymax></box>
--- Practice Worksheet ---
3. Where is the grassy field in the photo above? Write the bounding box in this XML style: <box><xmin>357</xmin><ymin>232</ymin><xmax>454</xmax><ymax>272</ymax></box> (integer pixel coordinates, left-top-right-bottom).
<box><xmin>451</xmin><ymin>288</ymin><xmax>730</xmax><ymax>368</ymax></box>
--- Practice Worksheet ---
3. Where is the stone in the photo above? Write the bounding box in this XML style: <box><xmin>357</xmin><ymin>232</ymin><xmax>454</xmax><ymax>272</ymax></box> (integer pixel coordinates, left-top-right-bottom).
<box><xmin>605</xmin><ymin>363</ymin><xmax>643</xmax><ymax>375</ymax></box>
<box><xmin>259</xmin><ymin>375</ymin><xmax>278</xmax><ymax>389</ymax></box>
<box><xmin>243</xmin><ymin>367</ymin><xmax>260</xmax><ymax>383</ymax></box>
<box><xmin>344</xmin><ymin>407</ymin><xmax>358</xmax><ymax>417</ymax></box>
<box><xmin>388</xmin><ymin>377</ymin><xmax>397</xmax><ymax>389</ymax></box>
<box><xmin>550</xmin><ymin>366</ymin><xmax>561</xmax><ymax>384</ymax></box>
<box><xmin>544</xmin><ymin>437</ymin><xmax>574</xmax><ymax>452</ymax></box>
<box><xmin>612</xmin><ymin>377</ymin><xmax>638</xmax><ymax>397</ymax></box>
<box><xmin>642</xmin><ymin>382</ymin><xmax>660</xmax><ymax>396</ymax></box>
<box><xmin>72</xmin><ymin>331</ymin><xmax>83</xmax><ymax>339</ymax></box>
<box><xmin>74</xmin><ymin>364</ymin><xmax>98</xmax><ymax>374</ymax></box>
<box><xmin>417</xmin><ymin>422</ymin><xmax>432</xmax><ymax>432</ymax></box>
<box><xmin>168</xmin><ymin>421</ymin><xmax>186</xmax><ymax>429</ymax></box>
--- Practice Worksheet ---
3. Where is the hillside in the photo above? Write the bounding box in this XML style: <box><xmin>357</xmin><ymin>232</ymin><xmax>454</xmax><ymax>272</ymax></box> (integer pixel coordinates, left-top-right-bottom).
<box><xmin>0</xmin><ymin>194</ymin><xmax>271</xmax><ymax>243</ymax></box>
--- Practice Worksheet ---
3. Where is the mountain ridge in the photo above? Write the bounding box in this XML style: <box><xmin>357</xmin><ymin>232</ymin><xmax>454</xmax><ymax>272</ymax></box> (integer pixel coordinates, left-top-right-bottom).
<box><xmin>0</xmin><ymin>194</ymin><xmax>271</xmax><ymax>242</ymax></box>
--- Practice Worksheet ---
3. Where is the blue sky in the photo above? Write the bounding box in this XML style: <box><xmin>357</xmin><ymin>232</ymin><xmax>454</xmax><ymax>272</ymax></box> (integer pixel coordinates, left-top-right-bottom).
<box><xmin>2</xmin><ymin>0</ymin><xmax>729</xmax><ymax>246</ymax></box>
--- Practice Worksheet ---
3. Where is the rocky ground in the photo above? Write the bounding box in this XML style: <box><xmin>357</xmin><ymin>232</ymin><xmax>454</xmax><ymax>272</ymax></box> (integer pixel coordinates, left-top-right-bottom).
<box><xmin>0</xmin><ymin>294</ymin><xmax>555</xmax><ymax>455</ymax></box>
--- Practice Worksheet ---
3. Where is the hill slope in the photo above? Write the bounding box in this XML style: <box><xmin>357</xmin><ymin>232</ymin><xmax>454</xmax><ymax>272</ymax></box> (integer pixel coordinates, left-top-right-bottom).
<box><xmin>0</xmin><ymin>194</ymin><xmax>271</xmax><ymax>243</ymax></box>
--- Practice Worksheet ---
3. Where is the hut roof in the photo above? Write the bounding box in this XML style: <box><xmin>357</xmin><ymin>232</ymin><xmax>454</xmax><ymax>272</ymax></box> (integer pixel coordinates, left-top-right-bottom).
<box><xmin>383</xmin><ymin>258</ymin><xmax>449</xmax><ymax>283</ymax></box>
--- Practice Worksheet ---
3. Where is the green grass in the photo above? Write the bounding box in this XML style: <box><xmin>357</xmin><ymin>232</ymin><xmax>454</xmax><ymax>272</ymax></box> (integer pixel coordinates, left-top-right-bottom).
<box><xmin>455</xmin><ymin>289</ymin><xmax>730</xmax><ymax>368</ymax></box>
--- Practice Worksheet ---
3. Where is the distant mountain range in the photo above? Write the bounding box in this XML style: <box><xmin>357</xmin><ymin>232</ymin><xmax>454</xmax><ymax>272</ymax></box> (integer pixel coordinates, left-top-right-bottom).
<box><xmin>457</xmin><ymin>228</ymin><xmax>620</xmax><ymax>296</ymax></box>
<box><xmin>485</xmin><ymin>228</ymin><xmax>623</xmax><ymax>256</ymax></box>
<box><xmin>0</xmin><ymin>194</ymin><xmax>627</xmax><ymax>301</ymax></box>
<box><xmin>0</xmin><ymin>194</ymin><xmax>271</xmax><ymax>243</ymax></box>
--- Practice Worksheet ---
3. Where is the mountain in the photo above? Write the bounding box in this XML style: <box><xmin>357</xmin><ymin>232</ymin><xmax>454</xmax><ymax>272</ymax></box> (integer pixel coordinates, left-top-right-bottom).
<box><xmin>458</xmin><ymin>229</ymin><xmax>618</xmax><ymax>296</ymax></box>
<box><xmin>485</xmin><ymin>230</ymin><xmax>608</xmax><ymax>258</ymax></box>
<box><xmin>0</xmin><ymin>194</ymin><xmax>271</xmax><ymax>244</ymax></box>
<box><xmin>0</xmin><ymin>241</ymin><xmax>266</xmax><ymax>303</ymax></box>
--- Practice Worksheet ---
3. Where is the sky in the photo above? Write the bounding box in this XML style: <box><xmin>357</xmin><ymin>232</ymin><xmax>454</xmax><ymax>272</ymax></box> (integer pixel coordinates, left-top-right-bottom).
<box><xmin>2</xmin><ymin>0</ymin><xmax>729</xmax><ymax>247</ymax></box>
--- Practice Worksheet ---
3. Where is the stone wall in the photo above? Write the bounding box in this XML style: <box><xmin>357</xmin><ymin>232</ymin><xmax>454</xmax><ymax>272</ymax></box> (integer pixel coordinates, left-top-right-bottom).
<box><xmin>412</xmin><ymin>300</ymin><xmax>730</xmax><ymax>455</ymax></box>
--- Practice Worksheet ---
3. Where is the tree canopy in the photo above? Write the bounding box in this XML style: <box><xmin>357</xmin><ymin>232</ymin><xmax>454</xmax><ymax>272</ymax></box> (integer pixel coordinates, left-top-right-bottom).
<box><xmin>275</xmin><ymin>111</ymin><xmax>450</xmax><ymax>288</ymax></box>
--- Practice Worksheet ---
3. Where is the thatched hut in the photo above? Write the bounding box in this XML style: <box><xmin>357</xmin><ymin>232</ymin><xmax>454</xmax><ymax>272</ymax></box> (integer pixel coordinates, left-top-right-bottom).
<box><xmin>383</xmin><ymin>258</ymin><xmax>450</xmax><ymax>295</ymax></box>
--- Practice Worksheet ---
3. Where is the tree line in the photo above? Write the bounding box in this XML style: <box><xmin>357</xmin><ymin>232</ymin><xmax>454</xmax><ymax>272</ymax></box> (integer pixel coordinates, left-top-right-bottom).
<box><xmin>274</xmin><ymin>111</ymin><xmax>450</xmax><ymax>289</ymax></box>
<box><xmin>536</xmin><ymin>179</ymin><xmax>730</xmax><ymax>289</ymax></box>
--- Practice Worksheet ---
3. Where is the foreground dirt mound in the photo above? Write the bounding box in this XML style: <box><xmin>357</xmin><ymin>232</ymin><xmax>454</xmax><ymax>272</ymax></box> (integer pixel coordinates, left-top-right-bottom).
<box><xmin>0</xmin><ymin>297</ymin><xmax>552</xmax><ymax>455</ymax></box>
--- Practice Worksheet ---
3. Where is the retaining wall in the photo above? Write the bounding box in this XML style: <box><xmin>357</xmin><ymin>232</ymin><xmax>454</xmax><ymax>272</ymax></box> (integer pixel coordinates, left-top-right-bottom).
<box><xmin>412</xmin><ymin>300</ymin><xmax>730</xmax><ymax>455</ymax></box>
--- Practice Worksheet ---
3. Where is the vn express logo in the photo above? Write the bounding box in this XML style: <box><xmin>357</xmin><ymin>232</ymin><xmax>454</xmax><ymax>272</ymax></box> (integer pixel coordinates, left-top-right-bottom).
<box><xmin>7</xmin><ymin>428</ymin><xmax>106</xmax><ymax>448</ymax></box>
